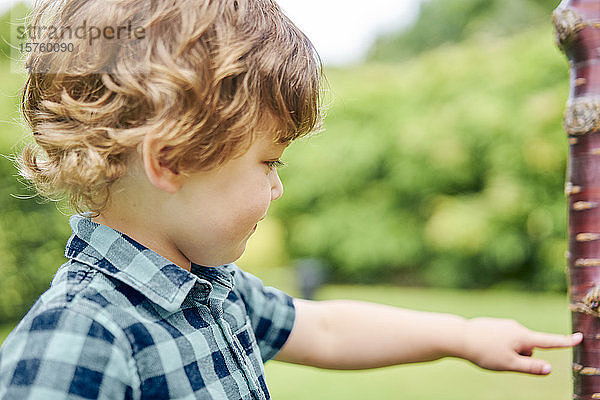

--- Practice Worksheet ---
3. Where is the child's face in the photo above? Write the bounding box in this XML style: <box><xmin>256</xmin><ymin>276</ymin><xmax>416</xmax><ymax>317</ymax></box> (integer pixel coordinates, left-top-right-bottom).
<box><xmin>169</xmin><ymin>132</ymin><xmax>288</xmax><ymax>267</ymax></box>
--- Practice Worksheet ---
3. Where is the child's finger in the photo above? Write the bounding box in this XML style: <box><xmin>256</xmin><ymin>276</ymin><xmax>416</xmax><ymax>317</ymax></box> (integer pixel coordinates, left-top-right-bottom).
<box><xmin>528</xmin><ymin>332</ymin><xmax>582</xmax><ymax>349</ymax></box>
<box><xmin>511</xmin><ymin>355</ymin><xmax>552</xmax><ymax>375</ymax></box>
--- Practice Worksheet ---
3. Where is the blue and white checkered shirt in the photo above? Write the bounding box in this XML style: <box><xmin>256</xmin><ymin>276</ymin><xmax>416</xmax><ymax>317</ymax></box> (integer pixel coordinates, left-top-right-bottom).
<box><xmin>0</xmin><ymin>215</ymin><xmax>296</xmax><ymax>399</ymax></box>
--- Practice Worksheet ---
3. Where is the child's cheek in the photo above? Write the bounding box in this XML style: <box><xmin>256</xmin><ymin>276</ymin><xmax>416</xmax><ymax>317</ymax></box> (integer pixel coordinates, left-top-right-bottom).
<box><xmin>236</xmin><ymin>179</ymin><xmax>273</xmax><ymax>221</ymax></box>
<box><xmin>234</xmin><ymin>200</ymin><xmax>269</xmax><ymax>232</ymax></box>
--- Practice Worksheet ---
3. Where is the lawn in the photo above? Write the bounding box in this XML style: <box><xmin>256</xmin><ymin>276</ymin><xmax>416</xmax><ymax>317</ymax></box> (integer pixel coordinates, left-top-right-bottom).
<box><xmin>0</xmin><ymin>284</ymin><xmax>574</xmax><ymax>399</ymax></box>
<box><xmin>265</xmin><ymin>284</ymin><xmax>574</xmax><ymax>400</ymax></box>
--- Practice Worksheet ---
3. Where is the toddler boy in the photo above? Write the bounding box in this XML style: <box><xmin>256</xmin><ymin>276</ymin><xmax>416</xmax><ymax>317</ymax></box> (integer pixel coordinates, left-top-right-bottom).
<box><xmin>0</xmin><ymin>0</ymin><xmax>582</xmax><ymax>399</ymax></box>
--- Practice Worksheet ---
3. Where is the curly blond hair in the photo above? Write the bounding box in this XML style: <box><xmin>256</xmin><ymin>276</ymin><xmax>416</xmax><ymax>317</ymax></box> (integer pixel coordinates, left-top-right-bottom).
<box><xmin>18</xmin><ymin>0</ymin><xmax>323</xmax><ymax>216</ymax></box>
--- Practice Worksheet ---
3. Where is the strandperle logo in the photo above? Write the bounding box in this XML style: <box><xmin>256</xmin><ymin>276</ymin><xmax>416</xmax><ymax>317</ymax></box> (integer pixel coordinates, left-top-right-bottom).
<box><xmin>17</xmin><ymin>20</ymin><xmax>146</xmax><ymax>46</ymax></box>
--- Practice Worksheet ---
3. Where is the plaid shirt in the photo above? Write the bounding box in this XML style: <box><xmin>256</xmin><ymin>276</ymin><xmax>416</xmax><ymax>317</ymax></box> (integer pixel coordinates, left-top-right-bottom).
<box><xmin>0</xmin><ymin>215</ymin><xmax>296</xmax><ymax>399</ymax></box>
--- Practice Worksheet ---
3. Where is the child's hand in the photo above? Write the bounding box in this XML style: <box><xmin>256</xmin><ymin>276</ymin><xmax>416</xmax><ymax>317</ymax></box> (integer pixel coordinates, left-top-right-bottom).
<box><xmin>461</xmin><ymin>317</ymin><xmax>583</xmax><ymax>375</ymax></box>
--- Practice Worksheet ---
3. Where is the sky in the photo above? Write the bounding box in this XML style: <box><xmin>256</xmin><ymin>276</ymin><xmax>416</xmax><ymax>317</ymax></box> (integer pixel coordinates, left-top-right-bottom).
<box><xmin>275</xmin><ymin>0</ymin><xmax>421</xmax><ymax>65</ymax></box>
<box><xmin>2</xmin><ymin>0</ymin><xmax>422</xmax><ymax>66</ymax></box>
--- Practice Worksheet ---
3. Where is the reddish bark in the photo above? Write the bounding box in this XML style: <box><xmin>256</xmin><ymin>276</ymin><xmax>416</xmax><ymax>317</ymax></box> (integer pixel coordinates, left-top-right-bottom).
<box><xmin>554</xmin><ymin>1</ymin><xmax>600</xmax><ymax>398</ymax></box>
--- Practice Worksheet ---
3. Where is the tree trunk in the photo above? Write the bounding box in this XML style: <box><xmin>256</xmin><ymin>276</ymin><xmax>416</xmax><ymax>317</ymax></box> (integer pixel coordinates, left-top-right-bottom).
<box><xmin>554</xmin><ymin>1</ymin><xmax>600</xmax><ymax>399</ymax></box>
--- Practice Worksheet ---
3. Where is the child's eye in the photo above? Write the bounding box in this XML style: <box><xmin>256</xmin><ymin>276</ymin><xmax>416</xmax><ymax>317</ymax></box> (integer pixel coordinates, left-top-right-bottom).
<box><xmin>265</xmin><ymin>159</ymin><xmax>287</xmax><ymax>169</ymax></box>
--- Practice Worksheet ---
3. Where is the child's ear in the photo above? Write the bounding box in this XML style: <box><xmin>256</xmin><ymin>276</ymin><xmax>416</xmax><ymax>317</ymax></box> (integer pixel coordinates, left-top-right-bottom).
<box><xmin>141</xmin><ymin>135</ymin><xmax>186</xmax><ymax>194</ymax></box>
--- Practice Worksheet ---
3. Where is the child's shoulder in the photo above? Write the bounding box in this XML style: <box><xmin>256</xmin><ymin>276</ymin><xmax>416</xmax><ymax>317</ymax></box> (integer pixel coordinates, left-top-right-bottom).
<box><xmin>4</xmin><ymin>259</ymin><xmax>130</xmax><ymax>345</ymax></box>
<box><xmin>0</xmin><ymin>268</ymin><xmax>136</xmax><ymax>398</ymax></box>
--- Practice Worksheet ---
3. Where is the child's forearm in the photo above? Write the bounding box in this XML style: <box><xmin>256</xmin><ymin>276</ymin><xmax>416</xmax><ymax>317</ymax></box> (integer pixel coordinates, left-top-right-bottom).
<box><xmin>303</xmin><ymin>299</ymin><xmax>468</xmax><ymax>370</ymax></box>
<box><xmin>276</xmin><ymin>298</ymin><xmax>580</xmax><ymax>374</ymax></box>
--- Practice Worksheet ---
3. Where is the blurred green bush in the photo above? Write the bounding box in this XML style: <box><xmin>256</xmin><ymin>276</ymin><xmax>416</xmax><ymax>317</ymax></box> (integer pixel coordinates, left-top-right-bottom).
<box><xmin>369</xmin><ymin>0</ymin><xmax>561</xmax><ymax>61</ymax></box>
<box><xmin>274</xmin><ymin>24</ymin><xmax>570</xmax><ymax>291</ymax></box>
<box><xmin>0</xmin><ymin>62</ymin><xmax>70</xmax><ymax>324</ymax></box>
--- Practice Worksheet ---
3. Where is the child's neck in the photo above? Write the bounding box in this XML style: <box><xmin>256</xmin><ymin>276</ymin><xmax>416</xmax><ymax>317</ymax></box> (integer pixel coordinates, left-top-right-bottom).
<box><xmin>92</xmin><ymin>213</ymin><xmax>193</xmax><ymax>272</ymax></box>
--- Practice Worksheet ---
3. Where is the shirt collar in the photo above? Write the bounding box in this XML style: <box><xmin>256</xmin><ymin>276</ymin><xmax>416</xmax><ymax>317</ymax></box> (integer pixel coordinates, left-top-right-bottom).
<box><xmin>65</xmin><ymin>214</ymin><xmax>227</xmax><ymax>313</ymax></box>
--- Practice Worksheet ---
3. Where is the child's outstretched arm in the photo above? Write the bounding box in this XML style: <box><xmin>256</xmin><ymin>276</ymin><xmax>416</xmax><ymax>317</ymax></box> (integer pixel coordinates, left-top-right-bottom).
<box><xmin>273</xmin><ymin>299</ymin><xmax>582</xmax><ymax>375</ymax></box>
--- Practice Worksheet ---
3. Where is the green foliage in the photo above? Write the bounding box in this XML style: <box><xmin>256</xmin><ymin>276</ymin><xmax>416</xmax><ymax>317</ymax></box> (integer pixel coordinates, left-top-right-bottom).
<box><xmin>0</xmin><ymin>2</ymin><xmax>30</xmax><ymax>60</ymax></box>
<box><xmin>0</xmin><ymin>60</ymin><xmax>69</xmax><ymax>324</ymax></box>
<box><xmin>273</xmin><ymin>25</ymin><xmax>570</xmax><ymax>291</ymax></box>
<box><xmin>368</xmin><ymin>0</ymin><xmax>561</xmax><ymax>61</ymax></box>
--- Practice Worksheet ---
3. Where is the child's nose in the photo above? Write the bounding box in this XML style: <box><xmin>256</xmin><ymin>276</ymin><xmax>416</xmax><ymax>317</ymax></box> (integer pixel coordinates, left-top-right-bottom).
<box><xmin>271</xmin><ymin>171</ymin><xmax>284</xmax><ymax>201</ymax></box>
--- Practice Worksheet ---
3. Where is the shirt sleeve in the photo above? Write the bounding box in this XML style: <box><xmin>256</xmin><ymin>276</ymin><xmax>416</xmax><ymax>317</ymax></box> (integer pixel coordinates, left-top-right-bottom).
<box><xmin>0</xmin><ymin>307</ymin><xmax>135</xmax><ymax>399</ymax></box>
<box><xmin>230</xmin><ymin>264</ymin><xmax>296</xmax><ymax>362</ymax></box>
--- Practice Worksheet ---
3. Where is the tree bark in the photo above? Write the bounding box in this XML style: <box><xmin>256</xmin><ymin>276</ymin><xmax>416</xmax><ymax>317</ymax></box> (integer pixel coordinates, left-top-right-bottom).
<box><xmin>554</xmin><ymin>1</ymin><xmax>600</xmax><ymax>399</ymax></box>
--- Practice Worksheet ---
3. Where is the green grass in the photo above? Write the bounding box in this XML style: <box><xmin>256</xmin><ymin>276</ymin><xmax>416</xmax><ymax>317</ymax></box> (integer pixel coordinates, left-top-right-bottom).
<box><xmin>0</xmin><ymin>285</ymin><xmax>574</xmax><ymax>399</ymax></box>
<box><xmin>265</xmin><ymin>285</ymin><xmax>574</xmax><ymax>400</ymax></box>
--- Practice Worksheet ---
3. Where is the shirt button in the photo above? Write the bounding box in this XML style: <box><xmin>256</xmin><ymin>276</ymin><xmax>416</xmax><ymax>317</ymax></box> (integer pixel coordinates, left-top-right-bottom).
<box><xmin>191</xmin><ymin>282</ymin><xmax>211</xmax><ymax>303</ymax></box>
